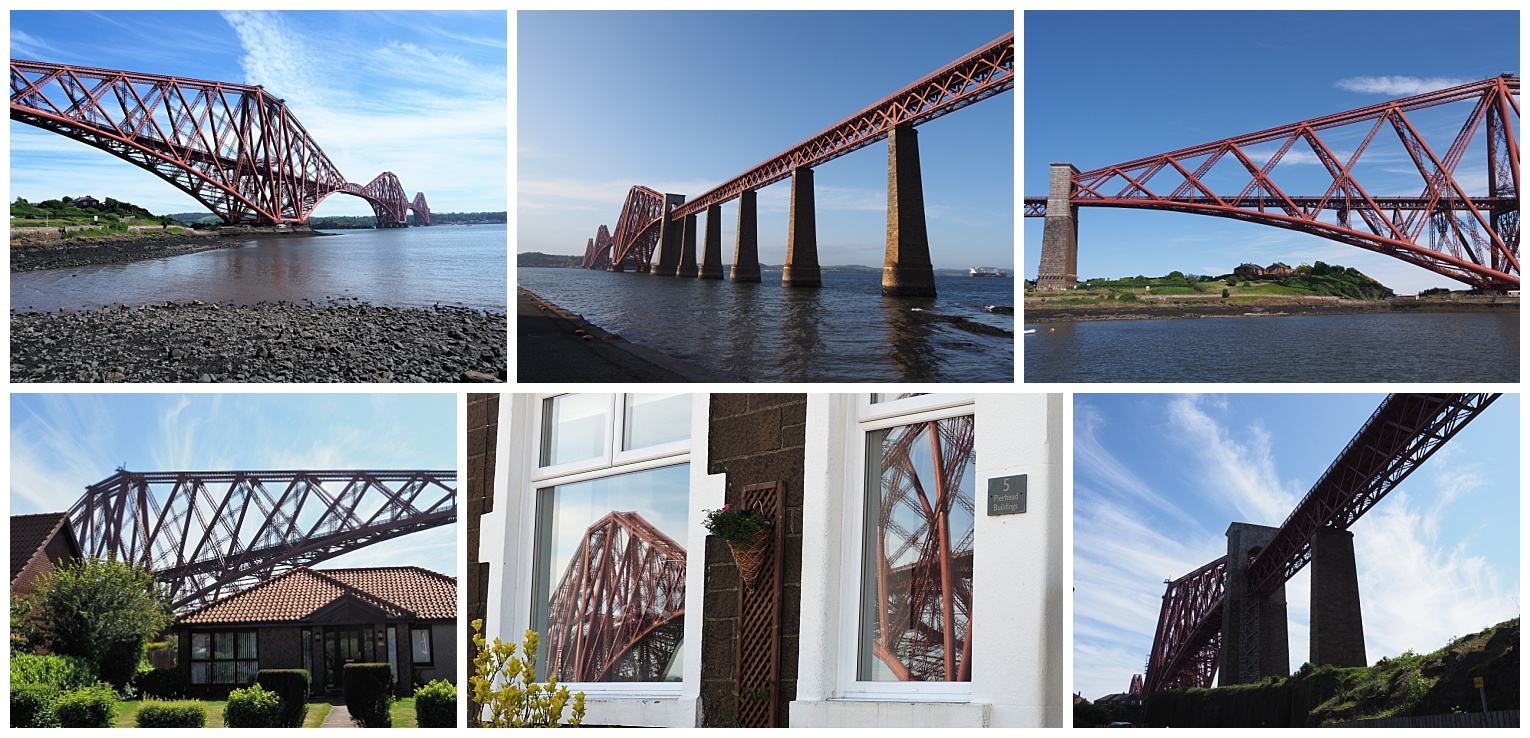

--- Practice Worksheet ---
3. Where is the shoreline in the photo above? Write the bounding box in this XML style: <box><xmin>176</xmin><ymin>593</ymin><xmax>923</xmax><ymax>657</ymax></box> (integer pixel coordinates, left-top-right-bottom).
<box><xmin>12</xmin><ymin>301</ymin><xmax>506</xmax><ymax>383</ymax></box>
<box><xmin>1025</xmin><ymin>296</ymin><xmax>1518</xmax><ymax>323</ymax></box>
<box><xmin>10</xmin><ymin>227</ymin><xmax>332</xmax><ymax>273</ymax></box>
<box><xmin>517</xmin><ymin>288</ymin><xmax>740</xmax><ymax>383</ymax></box>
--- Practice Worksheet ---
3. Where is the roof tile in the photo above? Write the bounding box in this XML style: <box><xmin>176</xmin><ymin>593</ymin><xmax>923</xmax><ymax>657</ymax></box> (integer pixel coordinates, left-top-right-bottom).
<box><xmin>178</xmin><ymin>566</ymin><xmax>455</xmax><ymax>625</ymax></box>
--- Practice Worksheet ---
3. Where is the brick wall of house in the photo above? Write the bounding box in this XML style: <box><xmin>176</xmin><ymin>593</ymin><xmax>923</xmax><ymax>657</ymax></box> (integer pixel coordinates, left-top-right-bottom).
<box><xmin>466</xmin><ymin>393</ymin><xmax>498</xmax><ymax>707</ymax></box>
<box><xmin>702</xmin><ymin>394</ymin><xmax>806</xmax><ymax>727</ymax></box>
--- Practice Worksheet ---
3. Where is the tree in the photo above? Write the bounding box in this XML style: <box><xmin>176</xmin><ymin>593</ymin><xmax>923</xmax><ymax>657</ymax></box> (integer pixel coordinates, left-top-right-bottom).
<box><xmin>25</xmin><ymin>557</ymin><xmax>173</xmax><ymax>691</ymax></box>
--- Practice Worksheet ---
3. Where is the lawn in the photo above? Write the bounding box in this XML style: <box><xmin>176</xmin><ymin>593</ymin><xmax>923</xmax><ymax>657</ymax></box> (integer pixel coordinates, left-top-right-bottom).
<box><xmin>114</xmin><ymin>698</ymin><xmax>335</xmax><ymax>728</ymax></box>
<box><xmin>391</xmin><ymin>697</ymin><xmax>417</xmax><ymax>728</ymax></box>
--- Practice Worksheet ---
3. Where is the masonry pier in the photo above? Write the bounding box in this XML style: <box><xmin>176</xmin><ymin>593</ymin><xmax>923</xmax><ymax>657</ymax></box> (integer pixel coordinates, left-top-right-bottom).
<box><xmin>699</xmin><ymin>204</ymin><xmax>725</xmax><ymax>279</ymax></box>
<box><xmin>731</xmin><ymin>189</ymin><xmax>761</xmax><ymax>282</ymax></box>
<box><xmin>1220</xmin><ymin>523</ymin><xmax>1289</xmax><ymax>686</ymax></box>
<box><xmin>1037</xmin><ymin>162</ymin><xmax>1079</xmax><ymax>291</ymax></box>
<box><xmin>654</xmin><ymin>193</ymin><xmax>686</xmax><ymax>276</ymax></box>
<box><xmin>1310</xmin><ymin>527</ymin><xmax>1367</xmax><ymax>668</ymax></box>
<box><xmin>882</xmin><ymin>125</ymin><xmax>937</xmax><ymax>297</ymax></box>
<box><xmin>783</xmin><ymin>166</ymin><xmax>822</xmax><ymax>288</ymax></box>
<box><xmin>677</xmin><ymin>213</ymin><xmax>698</xmax><ymax>278</ymax></box>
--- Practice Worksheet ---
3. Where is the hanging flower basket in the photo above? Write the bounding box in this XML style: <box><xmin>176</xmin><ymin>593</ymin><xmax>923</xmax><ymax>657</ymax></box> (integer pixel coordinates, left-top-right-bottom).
<box><xmin>702</xmin><ymin>504</ymin><xmax>774</xmax><ymax>590</ymax></box>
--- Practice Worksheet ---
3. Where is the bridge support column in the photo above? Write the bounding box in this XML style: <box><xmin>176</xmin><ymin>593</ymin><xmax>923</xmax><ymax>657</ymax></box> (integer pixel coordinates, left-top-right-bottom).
<box><xmin>677</xmin><ymin>213</ymin><xmax>698</xmax><ymax>278</ymax></box>
<box><xmin>1219</xmin><ymin>522</ymin><xmax>1289</xmax><ymax>686</ymax></box>
<box><xmin>699</xmin><ymin>204</ymin><xmax>725</xmax><ymax>279</ymax></box>
<box><xmin>655</xmin><ymin>194</ymin><xmax>686</xmax><ymax>276</ymax></box>
<box><xmin>883</xmin><ymin>124</ymin><xmax>937</xmax><ymax>297</ymax></box>
<box><xmin>732</xmin><ymin>189</ymin><xmax>761</xmax><ymax>282</ymax></box>
<box><xmin>1310</xmin><ymin>527</ymin><xmax>1367</xmax><ymax>668</ymax></box>
<box><xmin>1037</xmin><ymin>162</ymin><xmax>1079</xmax><ymax>291</ymax></box>
<box><xmin>783</xmin><ymin>166</ymin><xmax>822</xmax><ymax>288</ymax></box>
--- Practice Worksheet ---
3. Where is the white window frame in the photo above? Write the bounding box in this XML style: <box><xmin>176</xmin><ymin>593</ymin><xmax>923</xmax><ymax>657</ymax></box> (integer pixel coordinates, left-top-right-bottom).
<box><xmin>520</xmin><ymin>392</ymin><xmax>695</xmax><ymax>698</ymax></box>
<box><xmin>835</xmin><ymin>393</ymin><xmax>976</xmax><ymax>702</ymax></box>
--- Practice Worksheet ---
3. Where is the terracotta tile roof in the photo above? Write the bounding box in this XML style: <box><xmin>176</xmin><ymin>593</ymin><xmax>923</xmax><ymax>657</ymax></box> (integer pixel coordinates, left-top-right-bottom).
<box><xmin>178</xmin><ymin>566</ymin><xmax>456</xmax><ymax>625</ymax></box>
<box><xmin>11</xmin><ymin>512</ymin><xmax>74</xmax><ymax>585</ymax></box>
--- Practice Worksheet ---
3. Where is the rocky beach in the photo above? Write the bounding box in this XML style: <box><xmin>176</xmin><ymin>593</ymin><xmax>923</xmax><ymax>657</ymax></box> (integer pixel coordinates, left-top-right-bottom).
<box><xmin>13</xmin><ymin>300</ymin><xmax>506</xmax><ymax>383</ymax></box>
<box><xmin>10</xmin><ymin>228</ymin><xmax>242</xmax><ymax>272</ymax></box>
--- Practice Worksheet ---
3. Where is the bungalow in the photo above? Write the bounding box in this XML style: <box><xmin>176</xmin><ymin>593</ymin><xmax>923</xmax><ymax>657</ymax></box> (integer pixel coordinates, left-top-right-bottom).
<box><xmin>11</xmin><ymin>512</ymin><xmax>81</xmax><ymax>597</ymax></box>
<box><xmin>1232</xmin><ymin>263</ymin><xmax>1266</xmax><ymax>279</ymax></box>
<box><xmin>1264</xmin><ymin>262</ymin><xmax>1293</xmax><ymax>277</ymax></box>
<box><xmin>174</xmin><ymin>566</ymin><xmax>455</xmax><ymax>697</ymax></box>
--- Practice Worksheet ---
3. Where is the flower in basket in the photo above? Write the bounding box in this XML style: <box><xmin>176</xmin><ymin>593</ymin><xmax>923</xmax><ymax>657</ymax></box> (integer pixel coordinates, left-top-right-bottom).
<box><xmin>701</xmin><ymin>503</ymin><xmax>773</xmax><ymax>547</ymax></box>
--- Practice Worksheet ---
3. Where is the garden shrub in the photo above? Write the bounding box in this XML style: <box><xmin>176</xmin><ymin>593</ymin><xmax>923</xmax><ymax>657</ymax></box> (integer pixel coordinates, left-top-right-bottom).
<box><xmin>10</xmin><ymin>652</ymin><xmax>98</xmax><ymax>692</ymax></box>
<box><xmin>256</xmin><ymin>669</ymin><xmax>310</xmax><ymax>728</ymax></box>
<box><xmin>11</xmin><ymin>683</ymin><xmax>60</xmax><ymax>727</ymax></box>
<box><xmin>224</xmin><ymin>683</ymin><xmax>282</xmax><ymax>728</ymax></box>
<box><xmin>136</xmin><ymin>666</ymin><xmax>185</xmax><ymax>699</ymax></box>
<box><xmin>415</xmin><ymin>679</ymin><xmax>458</xmax><ymax>728</ymax></box>
<box><xmin>55</xmin><ymin>683</ymin><xmax>117</xmax><ymax>728</ymax></box>
<box><xmin>343</xmin><ymin>663</ymin><xmax>394</xmax><ymax>728</ymax></box>
<box><xmin>470</xmin><ymin>620</ymin><xmax>585</xmax><ymax>727</ymax></box>
<box><xmin>136</xmin><ymin>700</ymin><xmax>207</xmax><ymax>728</ymax></box>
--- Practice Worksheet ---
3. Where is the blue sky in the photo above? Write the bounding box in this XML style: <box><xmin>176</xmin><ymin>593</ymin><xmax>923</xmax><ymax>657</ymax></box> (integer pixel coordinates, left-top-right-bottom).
<box><xmin>1072</xmin><ymin>393</ymin><xmax>1520</xmax><ymax>700</ymax></box>
<box><xmin>11</xmin><ymin>11</ymin><xmax>507</xmax><ymax>218</ymax></box>
<box><xmin>519</xmin><ymin>11</ymin><xmax>1014</xmax><ymax>270</ymax></box>
<box><xmin>1024</xmin><ymin>11</ymin><xmax>1518</xmax><ymax>294</ymax></box>
<box><xmin>11</xmin><ymin>393</ymin><xmax>459</xmax><ymax>577</ymax></box>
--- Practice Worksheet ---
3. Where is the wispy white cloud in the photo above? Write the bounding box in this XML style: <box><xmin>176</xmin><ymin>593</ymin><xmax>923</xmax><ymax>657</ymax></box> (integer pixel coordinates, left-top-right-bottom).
<box><xmin>1335</xmin><ymin>75</ymin><xmax>1470</xmax><ymax>96</ymax></box>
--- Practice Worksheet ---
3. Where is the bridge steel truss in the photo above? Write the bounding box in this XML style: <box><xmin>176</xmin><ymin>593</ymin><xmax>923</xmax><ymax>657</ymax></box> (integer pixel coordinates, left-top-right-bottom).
<box><xmin>67</xmin><ymin>469</ymin><xmax>456</xmax><ymax>611</ymax></box>
<box><xmin>1142</xmin><ymin>393</ymin><xmax>1500</xmax><ymax>694</ymax></box>
<box><xmin>545</xmin><ymin>511</ymin><xmax>687</xmax><ymax>683</ymax></box>
<box><xmin>582</xmin><ymin>31</ymin><xmax>1014</xmax><ymax>265</ymax></box>
<box><xmin>10</xmin><ymin>60</ymin><xmax>430</xmax><ymax>228</ymax></box>
<box><xmin>580</xmin><ymin>186</ymin><xmax>666</xmax><ymax>270</ymax></box>
<box><xmin>1025</xmin><ymin>76</ymin><xmax>1520</xmax><ymax>290</ymax></box>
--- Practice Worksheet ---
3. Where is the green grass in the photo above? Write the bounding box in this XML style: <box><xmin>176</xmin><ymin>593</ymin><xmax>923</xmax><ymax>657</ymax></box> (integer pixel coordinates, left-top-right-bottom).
<box><xmin>391</xmin><ymin>696</ymin><xmax>417</xmax><ymax>728</ymax></box>
<box><xmin>304</xmin><ymin>699</ymin><xmax>333</xmax><ymax>728</ymax></box>
<box><xmin>1234</xmin><ymin>282</ymin><xmax>1313</xmax><ymax>295</ymax></box>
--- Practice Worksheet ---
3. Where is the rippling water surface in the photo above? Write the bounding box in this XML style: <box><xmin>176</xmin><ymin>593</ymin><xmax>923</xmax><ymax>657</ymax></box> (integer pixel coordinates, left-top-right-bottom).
<box><xmin>12</xmin><ymin>224</ymin><xmax>507</xmax><ymax>313</ymax></box>
<box><xmin>519</xmin><ymin>268</ymin><xmax>1015</xmax><ymax>383</ymax></box>
<box><xmin>1025</xmin><ymin>312</ymin><xmax>1519</xmax><ymax>382</ymax></box>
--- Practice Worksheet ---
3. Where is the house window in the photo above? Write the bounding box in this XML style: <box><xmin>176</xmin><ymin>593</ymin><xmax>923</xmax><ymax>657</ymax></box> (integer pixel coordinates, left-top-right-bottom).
<box><xmin>190</xmin><ymin>630</ymin><xmax>258</xmax><ymax>685</ymax></box>
<box><xmin>411</xmin><ymin>627</ymin><xmax>433</xmax><ymax>664</ymax></box>
<box><xmin>528</xmin><ymin>393</ymin><xmax>692</xmax><ymax>685</ymax></box>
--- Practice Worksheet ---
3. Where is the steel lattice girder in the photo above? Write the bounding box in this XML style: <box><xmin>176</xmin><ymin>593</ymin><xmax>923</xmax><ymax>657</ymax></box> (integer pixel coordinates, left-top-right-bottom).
<box><xmin>668</xmin><ymin>32</ymin><xmax>1014</xmax><ymax>222</ymax></box>
<box><xmin>410</xmin><ymin>191</ymin><xmax>431</xmax><ymax>226</ymax></box>
<box><xmin>1024</xmin><ymin>77</ymin><xmax>1520</xmax><ymax>290</ymax></box>
<box><xmin>1142</xmin><ymin>392</ymin><xmax>1500</xmax><ymax>693</ymax></box>
<box><xmin>871</xmin><ymin>415</ymin><xmax>976</xmax><ymax>682</ymax></box>
<box><xmin>10</xmin><ymin>60</ymin><xmax>427</xmax><ymax>227</ymax></box>
<box><xmin>581</xmin><ymin>186</ymin><xmax>668</xmax><ymax>269</ymax></box>
<box><xmin>545</xmin><ymin>511</ymin><xmax>686</xmax><ymax>682</ymax></box>
<box><xmin>67</xmin><ymin>469</ymin><xmax>456</xmax><ymax>610</ymax></box>
<box><xmin>1246</xmin><ymin>393</ymin><xmax>1501</xmax><ymax>597</ymax></box>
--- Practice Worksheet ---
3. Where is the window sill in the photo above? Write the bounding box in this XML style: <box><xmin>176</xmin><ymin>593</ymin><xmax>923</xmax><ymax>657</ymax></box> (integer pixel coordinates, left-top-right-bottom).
<box><xmin>790</xmin><ymin>699</ymin><xmax>989</xmax><ymax>728</ymax></box>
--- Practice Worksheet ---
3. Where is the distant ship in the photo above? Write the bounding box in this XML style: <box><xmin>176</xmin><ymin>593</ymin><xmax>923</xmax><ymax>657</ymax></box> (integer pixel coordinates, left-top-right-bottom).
<box><xmin>969</xmin><ymin>266</ymin><xmax>1006</xmax><ymax>277</ymax></box>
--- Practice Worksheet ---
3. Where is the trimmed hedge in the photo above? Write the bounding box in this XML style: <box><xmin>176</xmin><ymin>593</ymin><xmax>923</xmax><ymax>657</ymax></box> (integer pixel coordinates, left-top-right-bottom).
<box><xmin>414</xmin><ymin>679</ymin><xmax>457</xmax><ymax>728</ymax></box>
<box><xmin>136</xmin><ymin>666</ymin><xmax>185</xmax><ymax>700</ymax></box>
<box><xmin>136</xmin><ymin>701</ymin><xmax>207</xmax><ymax>728</ymax></box>
<box><xmin>224</xmin><ymin>683</ymin><xmax>282</xmax><ymax>728</ymax></box>
<box><xmin>10</xmin><ymin>653</ymin><xmax>98</xmax><ymax>692</ymax></box>
<box><xmin>55</xmin><ymin>683</ymin><xmax>117</xmax><ymax>728</ymax></box>
<box><xmin>256</xmin><ymin>669</ymin><xmax>311</xmax><ymax>728</ymax></box>
<box><xmin>343</xmin><ymin>663</ymin><xmax>394</xmax><ymax>728</ymax></box>
<box><xmin>11</xmin><ymin>683</ymin><xmax>60</xmax><ymax>728</ymax></box>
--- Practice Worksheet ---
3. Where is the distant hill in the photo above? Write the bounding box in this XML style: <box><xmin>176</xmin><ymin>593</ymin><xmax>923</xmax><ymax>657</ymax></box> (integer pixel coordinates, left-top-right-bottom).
<box><xmin>519</xmin><ymin>252</ymin><xmax>583</xmax><ymax>268</ymax></box>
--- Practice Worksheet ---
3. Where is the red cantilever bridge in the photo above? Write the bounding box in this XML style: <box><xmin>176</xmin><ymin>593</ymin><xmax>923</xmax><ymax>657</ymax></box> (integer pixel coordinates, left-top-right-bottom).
<box><xmin>1140</xmin><ymin>393</ymin><xmax>1500</xmax><ymax>696</ymax></box>
<box><xmin>1028</xmin><ymin>76</ymin><xmax>1519</xmax><ymax>291</ymax></box>
<box><xmin>10</xmin><ymin>60</ymin><xmax>431</xmax><ymax>228</ymax></box>
<box><xmin>579</xmin><ymin>32</ymin><xmax>1014</xmax><ymax>297</ymax></box>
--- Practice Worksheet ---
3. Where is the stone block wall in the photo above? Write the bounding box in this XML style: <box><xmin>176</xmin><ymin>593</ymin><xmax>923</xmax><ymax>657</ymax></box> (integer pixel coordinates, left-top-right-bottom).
<box><xmin>466</xmin><ymin>393</ymin><xmax>498</xmax><ymax>704</ymax></box>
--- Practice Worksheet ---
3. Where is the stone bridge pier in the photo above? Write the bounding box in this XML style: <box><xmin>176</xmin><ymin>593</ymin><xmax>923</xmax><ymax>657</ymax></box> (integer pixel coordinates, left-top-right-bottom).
<box><xmin>1036</xmin><ymin>162</ymin><xmax>1079</xmax><ymax>291</ymax></box>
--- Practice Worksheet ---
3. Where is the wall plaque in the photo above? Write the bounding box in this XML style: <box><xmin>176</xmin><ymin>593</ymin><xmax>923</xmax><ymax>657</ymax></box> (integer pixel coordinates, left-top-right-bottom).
<box><xmin>987</xmin><ymin>474</ymin><xmax>1026</xmax><ymax>516</ymax></box>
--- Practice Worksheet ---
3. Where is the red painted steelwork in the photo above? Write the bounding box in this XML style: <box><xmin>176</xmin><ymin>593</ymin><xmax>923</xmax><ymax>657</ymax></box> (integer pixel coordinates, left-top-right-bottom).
<box><xmin>410</xmin><ymin>191</ymin><xmax>432</xmax><ymax>226</ymax></box>
<box><xmin>1026</xmin><ymin>77</ymin><xmax>1520</xmax><ymax>290</ymax></box>
<box><xmin>1143</xmin><ymin>393</ymin><xmax>1501</xmax><ymax>693</ymax></box>
<box><xmin>11</xmin><ymin>60</ymin><xmax>429</xmax><ymax>228</ymax></box>
<box><xmin>580</xmin><ymin>187</ymin><xmax>665</xmax><ymax>269</ymax></box>
<box><xmin>67</xmin><ymin>469</ymin><xmax>457</xmax><ymax>610</ymax></box>
<box><xmin>545</xmin><ymin>511</ymin><xmax>685</xmax><ymax>683</ymax></box>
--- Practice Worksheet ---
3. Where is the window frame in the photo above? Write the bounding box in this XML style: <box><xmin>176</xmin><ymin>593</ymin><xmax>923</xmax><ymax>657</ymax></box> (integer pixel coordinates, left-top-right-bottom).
<box><xmin>835</xmin><ymin>394</ymin><xmax>976</xmax><ymax>701</ymax></box>
<box><xmin>189</xmin><ymin>628</ymin><xmax>260</xmax><ymax>687</ymax></box>
<box><xmin>521</xmin><ymin>392</ymin><xmax>695</xmax><ymax>697</ymax></box>
<box><xmin>410</xmin><ymin>625</ymin><xmax>433</xmax><ymax>666</ymax></box>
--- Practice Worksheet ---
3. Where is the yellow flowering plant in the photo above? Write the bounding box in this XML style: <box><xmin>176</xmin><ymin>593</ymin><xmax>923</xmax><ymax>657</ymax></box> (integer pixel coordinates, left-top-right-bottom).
<box><xmin>470</xmin><ymin>619</ymin><xmax>587</xmax><ymax>727</ymax></box>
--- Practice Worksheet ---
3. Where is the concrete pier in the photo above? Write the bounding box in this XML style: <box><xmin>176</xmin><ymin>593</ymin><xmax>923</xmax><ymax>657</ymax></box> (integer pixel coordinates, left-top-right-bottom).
<box><xmin>655</xmin><ymin>193</ymin><xmax>685</xmax><ymax>276</ymax></box>
<box><xmin>882</xmin><ymin>125</ymin><xmax>936</xmax><ymax>297</ymax></box>
<box><xmin>699</xmin><ymin>204</ymin><xmax>725</xmax><ymax>279</ymax></box>
<box><xmin>731</xmin><ymin>189</ymin><xmax>761</xmax><ymax>283</ymax></box>
<box><xmin>1037</xmin><ymin>162</ymin><xmax>1079</xmax><ymax>291</ymax></box>
<box><xmin>1219</xmin><ymin>522</ymin><xmax>1289</xmax><ymax>686</ymax></box>
<box><xmin>783</xmin><ymin>166</ymin><xmax>822</xmax><ymax>288</ymax></box>
<box><xmin>1310</xmin><ymin>527</ymin><xmax>1367</xmax><ymax>668</ymax></box>
<box><xmin>677</xmin><ymin>213</ymin><xmax>698</xmax><ymax>278</ymax></box>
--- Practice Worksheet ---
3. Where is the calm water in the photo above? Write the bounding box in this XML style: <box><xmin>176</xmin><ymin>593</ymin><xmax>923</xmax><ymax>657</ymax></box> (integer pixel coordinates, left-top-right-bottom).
<box><xmin>519</xmin><ymin>268</ymin><xmax>1015</xmax><ymax>382</ymax></box>
<box><xmin>12</xmin><ymin>224</ymin><xmax>507</xmax><ymax>313</ymax></box>
<box><xmin>1025</xmin><ymin>312</ymin><xmax>1519</xmax><ymax>382</ymax></box>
